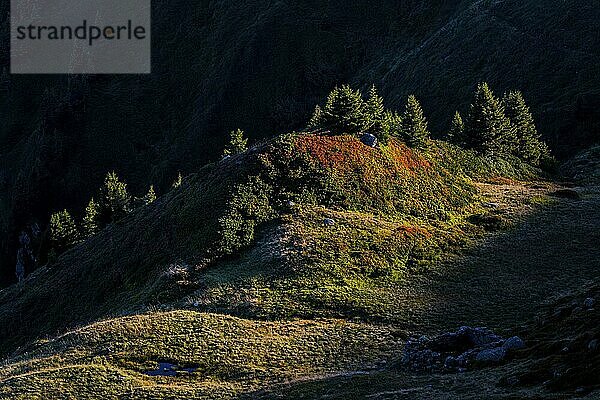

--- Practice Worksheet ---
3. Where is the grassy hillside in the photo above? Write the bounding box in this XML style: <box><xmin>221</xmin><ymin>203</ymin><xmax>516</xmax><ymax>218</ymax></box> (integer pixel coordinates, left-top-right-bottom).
<box><xmin>0</xmin><ymin>129</ymin><xmax>562</xmax><ymax>399</ymax></box>
<box><xmin>0</xmin><ymin>312</ymin><xmax>402</xmax><ymax>399</ymax></box>
<box><xmin>0</xmin><ymin>133</ymin><xmax>535</xmax><ymax>353</ymax></box>
<box><xmin>261</xmin><ymin>282</ymin><xmax>600</xmax><ymax>399</ymax></box>
<box><xmin>2</xmin><ymin>130</ymin><xmax>599</xmax><ymax>398</ymax></box>
<box><xmin>2</xmin><ymin>0</ymin><xmax>599</xmax><ymax>285</ymax></box>
<box><xmin>0</xmin><ymin>0</ymin><xmax>465</xmax><ymax>284</ymax></box>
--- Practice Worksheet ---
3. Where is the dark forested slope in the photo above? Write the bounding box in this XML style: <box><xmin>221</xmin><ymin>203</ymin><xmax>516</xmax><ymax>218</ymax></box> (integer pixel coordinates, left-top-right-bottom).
<box><xmin>0</xmin><ymin>0</ymin><xmax>598</xmax><ymax>284</ymax></box>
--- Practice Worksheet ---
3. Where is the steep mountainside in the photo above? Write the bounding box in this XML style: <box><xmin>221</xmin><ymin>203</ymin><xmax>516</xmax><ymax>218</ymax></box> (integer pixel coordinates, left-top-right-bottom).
<box><xmin>0</xmin><ymin>132</ymin><xmax>538</xmax><ymax>350</ymax></box>
<box><xmin>1</xmin><ymin>133</ymin><xmax>599</xmax><ymax>398</ymax></box>
<box><xmin>0</xmin><ymin>0</ymin><xmax>465</xmax><ymax>284</ymax></box>
<box><xmin>369</xmin><ymin>0</ymin><xmax>600</xmax><ymax>156</ymax></box>
<box><xmin>1</xmin><ymin>0</ymin><xmax>599</xmax><ymax>284</ymax></box>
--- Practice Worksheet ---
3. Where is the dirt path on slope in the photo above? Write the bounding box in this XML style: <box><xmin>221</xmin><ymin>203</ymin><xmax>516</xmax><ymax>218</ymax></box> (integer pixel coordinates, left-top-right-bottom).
<box><xmin>399</xmin><ymin>183</ymin><xmax>600</xmax><ymax>333</ymax></box>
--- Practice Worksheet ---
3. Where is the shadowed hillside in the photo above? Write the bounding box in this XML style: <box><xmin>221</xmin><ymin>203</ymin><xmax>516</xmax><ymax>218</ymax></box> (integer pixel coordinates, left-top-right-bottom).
<box><xmin>1</xmin><ymin>132</ymin><xmax>599</xmax><ymax>398</ymax></box>
<box><xmin>1</xmin><ymin>0</ymin><xmax>599</xmax><ymax>284</ymax></box>
<box><xmin>369</xmin><ymin>0</ymin><xmax>600</xmax><ymax>156</ymax></box>
<box><xmin>0</xmin><ymin>132</ymin><xmax>536</xmax><ymax>353</ymax></box>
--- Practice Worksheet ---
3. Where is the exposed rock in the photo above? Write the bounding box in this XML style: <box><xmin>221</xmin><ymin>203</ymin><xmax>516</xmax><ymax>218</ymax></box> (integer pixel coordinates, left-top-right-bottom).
<box><xmin>502</xmin><ymin>336</ymin><xmax>526</xmax><ymax>351</ymax></box>
<box><xmin>572</xmin><ymin>306</ymin><xmax>583</xmax><ymax>315</ymax></box>
<box><xmin>323</xmin><ymin>218</ymin><xmax>336</xmax><ymax>226</ymax></box>
<box><xmin>444</xmin><ymin>356</ymin><xmax>457</xmax><ymax>369</ymax></box>
<box><xmin>360</xmin><ymin>133</ymin><xmax>378</xmax><ymax>148</ymax></box>
<box><xmin>144</xmin><ymin>362</ymin><xmax>177</xmax><ymax>377</ymax></box>
<box><xmin>144</xmin><ymin>362</ymin><xmax>197</xmax><ymax>377</ymax></box>
<box><xmin>584</xmin><ymin>298</ymin><xmax>596</xmax><ymax>309</ymax></box>
<box><xmin>475</xmin><ymin>347</ymin><xmax>507</xmax><ymax>363</ymax></box>
<box><xmin>400</xmin><ymin>326</ymin><xmax>520</xmax><ymax>373</ymax></box>
<box><xmin>505</xmin><ymin>376</ymin><xmax>520</xmax><ymax>387</ymax></box>
<box><xmin>551</xmin><ymin>188</ymin><xmax>581</xmax><ymax>200</ymax></box>
<box><xmin>427</xmin><ymin>326</ymin><xmax>501</xmax><ymax>353</ymax></box>
<box><xmin>483</xmin><ymin>202</ymin><xmax>500</xmax><ymax>209</ymax></box>
<box><xmin>575</xmin><ymin>387</ymin><xmax>588</xmax><ymax>395</ymax></box>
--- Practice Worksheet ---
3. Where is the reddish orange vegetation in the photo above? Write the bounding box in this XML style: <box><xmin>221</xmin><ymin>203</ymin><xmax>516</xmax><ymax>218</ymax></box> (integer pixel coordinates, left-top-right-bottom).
<box><xmin>395</xmin><ymin>225</ymin><xmax>432</xmax><ymax>238</ymax></box>
<box><xmin>294</xmin><ymin>135</ymin><xmax>430</xmax><ymax>176</ymax></box>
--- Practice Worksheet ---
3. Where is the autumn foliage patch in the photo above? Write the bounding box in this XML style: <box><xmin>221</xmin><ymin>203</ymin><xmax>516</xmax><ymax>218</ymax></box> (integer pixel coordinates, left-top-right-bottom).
<box><xmin>295</xmin><ymin>135</ymin><xmax>430</xmax><ymax>177</ymax></box>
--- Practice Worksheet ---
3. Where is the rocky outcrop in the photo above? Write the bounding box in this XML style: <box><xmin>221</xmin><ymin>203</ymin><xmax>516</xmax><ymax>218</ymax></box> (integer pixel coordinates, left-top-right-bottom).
<box><xmin>360</xmin><ymin>133</ymin><xmax>378</xmax><ymax>148</ymax></box>
<box><xmin>400</xmin><ymin>327</ymin><xmax>526</xmax><ymax>372</ymax></box>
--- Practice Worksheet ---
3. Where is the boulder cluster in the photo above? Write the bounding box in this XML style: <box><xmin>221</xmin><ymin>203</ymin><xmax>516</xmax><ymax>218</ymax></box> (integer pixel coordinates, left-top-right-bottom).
<box><xmin>400</xmin><ymin>326</ymin><xmax>526</xmax><ymax>373</ymax></box>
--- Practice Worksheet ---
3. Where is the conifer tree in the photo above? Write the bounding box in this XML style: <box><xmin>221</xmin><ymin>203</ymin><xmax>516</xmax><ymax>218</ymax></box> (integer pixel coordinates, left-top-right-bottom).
<box><xmin>464</xmin><ymin>83</ymin><xmax>516</xmax><ymax>155</ymax></box>
<box><xmin>448</xmin><ymin>111</ymin><xmax>465</xmax><ymax>145</ymax></box>
<box><xmin>307</xmin><ymin>105</ymin><xmax>323</xmax><ymax>130</ymax></box>
<box><xmin>99</xmin><ymin>171</ymin><xmax>131</xmax><ymax>223</ymax></box>
<box><xmin>223</xmin><ymin>129</ymin><xmax>248</xmax><ymax>156</ymax></box>
<box><xmin>380</xmin><ymin>111</ymin><xmax>402</xmax><ymax>144</ymax></box>
<box><xmin>400</xmin><ymin>95</ymin><xmax>430</xmax><ymax>148</ymax></box>
<box><xmin>365</xmin><ymin>85</ymin><xmax>385</xmax><ymax>134</ymax></box>
<box><xmin>172</xmin><ymin>172</ymin><xmax>183</xmax><ymax>189</ymax></box>
<box><xmin>82</xmin><ymin>198</ymin><xmax>101</xmax><ymax>237</ymax></box>
<box><xmin>502</xmin><ymin>91</ymin><xmax>548</xmax><ymax>165</ymax></box>
<box><xmin>143</xmin><ymin>185</ymin><xmax>157</xmax><ymax>205</ymax></box>
<box><xmin>49</xmin><ymin>210</ymin><xmax>80</xmax><ymax>254</ymax></box>
<box><xmin>320</xmin><ymin>85</ymin><xmax>367</xmax><ymax>134</ymax></box>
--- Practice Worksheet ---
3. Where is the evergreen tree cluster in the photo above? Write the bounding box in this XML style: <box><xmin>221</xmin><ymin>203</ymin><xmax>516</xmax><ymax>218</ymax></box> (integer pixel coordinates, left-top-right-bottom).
<box><xmin>448</xmin><ymin>82</ymin><xmax>549</xmax><ymax>165</ymax></box>
<box><xmin>308</xmin><ymin>84</ymin><xmax>430</xmax><ymax>148</ymax></box>
<box><xmin>48</xmin><ymin>171</ymin><xmax>162</xmax><ymax>259</ymax></box>
<box><xmin>307</xmin><ymin>82</ymin><xmax>549</xmax><ymax>163</ymax></box>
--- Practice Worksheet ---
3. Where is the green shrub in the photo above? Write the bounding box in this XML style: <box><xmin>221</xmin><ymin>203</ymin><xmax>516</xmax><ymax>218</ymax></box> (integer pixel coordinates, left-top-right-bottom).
<box><xmin>218</xmin><ymin>176</ymin><xmax>274</xmax><ymax>254</ymax></box>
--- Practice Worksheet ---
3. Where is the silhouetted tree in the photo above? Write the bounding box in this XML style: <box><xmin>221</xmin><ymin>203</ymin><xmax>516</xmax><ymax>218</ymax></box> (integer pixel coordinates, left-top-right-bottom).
<box><xmin>448</xmin><ymin>111</ymin><xmax>465</xmax><ymax>145</ymax></box>
<box><xmin>99</xmin><ymin>172</ymin><xmax>131</xmax><ymax>223</ymax></box>
<box><xmin>502</xmin><ymin>91</ymin><xmax>548</xmax><ymax>165</ymax></box>
<box><xmin>365</xmin><ymin>85</ymin><xmax>385</xmax><ymax>134</ymax></box>
<box><xmin>464</xmin><ymin>83</ymin><xmax>516</xmax><ymax>155</ymax></box>
<box><xmin>400</xmin><ymin>95</ymin><xmax>430</xmax><ymax>148</ymax></box>
<box><xmin>143</xmin><ymin>185</ymin><xmax>157</xmax><ymax>205</ymax></box>
<box><xmin>380</xmin><ymin>111</ymin><xmax>403</xmax><ymax>144</ymax></box>
<box><xmin>172</xmin><ymin>172</ymin><xmax>183</xmax><ymax>189</ymax></box>
<box><xmin>307</xmin><ymin>105</ymin><xmax>323</xmax><ymax>130</ymax></box>
<box><xmin>320</xmin><ymin>85</ymin><xmax>367</xmax><ymax>134</ymax></box>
